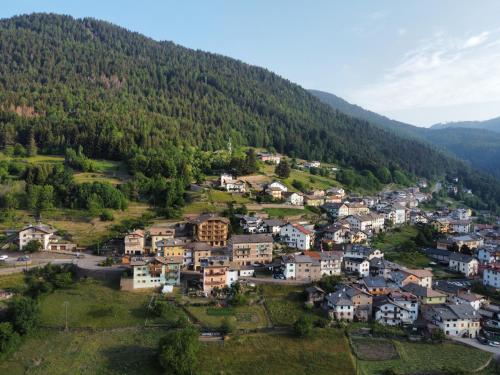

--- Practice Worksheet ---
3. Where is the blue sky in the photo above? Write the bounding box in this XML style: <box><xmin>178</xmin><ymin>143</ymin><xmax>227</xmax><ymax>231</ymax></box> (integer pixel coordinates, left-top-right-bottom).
<box><xmin>2</xmin><ymin>1</ymin><xmax>500</xmax><ymax>126</ymax></box>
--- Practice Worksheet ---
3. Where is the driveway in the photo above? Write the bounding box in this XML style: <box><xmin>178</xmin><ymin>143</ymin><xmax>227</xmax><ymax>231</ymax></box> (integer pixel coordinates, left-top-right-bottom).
<box><xmin>451</xmin><ymin>336</ymin><xmax>500</xmax><ymax>359</ymax></box>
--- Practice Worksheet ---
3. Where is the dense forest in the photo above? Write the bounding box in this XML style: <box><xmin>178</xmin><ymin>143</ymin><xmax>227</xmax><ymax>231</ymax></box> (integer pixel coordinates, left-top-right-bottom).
<box><xmin>0</xmin><ymin>14</ymin><xmax>499</xmax><ymax>212</ymax></box>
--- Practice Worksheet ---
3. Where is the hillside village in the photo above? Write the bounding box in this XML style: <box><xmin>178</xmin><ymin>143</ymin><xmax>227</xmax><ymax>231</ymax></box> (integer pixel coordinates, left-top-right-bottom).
<box><xmin>7</xmin><ymin>154</ymin><xmax>500</xmax><ymax>350</ymax></box>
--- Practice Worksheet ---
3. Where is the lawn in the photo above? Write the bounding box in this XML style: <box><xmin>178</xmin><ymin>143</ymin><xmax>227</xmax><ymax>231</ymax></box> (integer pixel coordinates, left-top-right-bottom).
<box><xmin>263</xmin><ymin>207</ymin><xmax>307</xmax><ymax>218</ymax></box>
<box><xmin>0</xmin><ymin>328</ymin><xmax>162</xmax><ymax>375</ymax></box>
<box><xmin>0</xmin><ymin>272</ymin><xmax>28</xmax><ymax>292</ymax></box>
<box><xmin>198</xmin><ymin>329</ymin><xmax>355</xmax><ymax>375</ymax></box>
<box><xmin>207</xmin><ymin>189</ymin><xmax>251</xmax><ymax>204</ymax></box>
<box><xmin>261</xmin><ymin>285</ymin><xmax>315</xmax><ymax>326</ymax></box>
<box><xmin>185</xmin><ymin>304</ymin><xmax>270</xmax><ymax>329</ymax></box>
<box><xmin>372</xmin><ymin>226</ymin><xmax>432</xmax><ymax>268</ymax></box>
<box><xmin>282</xmin><ymin>169</ymin><xmax>340</xmax><ymax>192</ymax></box>
<box><xmin>356</xmin><ymin>338</ymin><xmax>492</xmax><ymax>375</ymax></box>
<box><xmin>38</xmin><ymin>278</ymin><xmax>164</xmax><ymax>329</ymax></box>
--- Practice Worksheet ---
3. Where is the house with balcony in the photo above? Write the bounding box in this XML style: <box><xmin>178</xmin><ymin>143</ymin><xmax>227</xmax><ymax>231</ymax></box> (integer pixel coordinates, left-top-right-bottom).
<box><xmin>124</xmin><ymin>229</ymin><xmax>145</xmax><ymax>255</ymax></box>
<box><xmin>228</xmin><ymin>233</ymin><xmax>274</xmax><ymax>266</ymax></box>
<box><xmin>201</xmin><ymin>258</ymin><xmax>230</xmax><ymax>293</ymax></box>
<box><xmin>190</xmin><ymin>214</ymin><xmax>229</xmax><ymax>246</ymax></box>
<box><xmin>122</xmin><ymin>256</ymin><xmax>182</xmax><ymax>290</ymax></box>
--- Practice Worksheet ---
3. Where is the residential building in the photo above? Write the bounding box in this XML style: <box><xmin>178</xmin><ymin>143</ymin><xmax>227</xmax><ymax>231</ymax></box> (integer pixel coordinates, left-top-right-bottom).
<box><xmin>188</xmin><ymin>242</ymin><xmax>228</xmax><ymax>270</ymax></box>
<box><xmin>280</xmin><ymin>223</ymin><xmax>314</xmax><ymax>250</ymax></box>
<box><xmin>391</xmin><ymin>269</ymin><xmax>433</xmax><ymax>288</ymax></box>
<box><xmin>305</xmin><ymin>285</ymin><xmax>325</xmax><ymax>305</ymax></box>
<box><xmin>19</xmin><ymin>223</ymin><xmax>56</xmax><ymax>251</ymax></box>
<box><xmin>239</xmin><ymin>215</ymin><xmax>264</xmax><ymax>234</ymax></box>
<box><xmin>201</xmin><ymin>258</ymin><xmax>230</xmax><ymax>293</ymax></box>
<box><xmin>344</xmin><ymin>257</ymin><xmax>370</xmax><ymax>277</ymax></box>
<box><xmin>402</xmin><ymin>283</ymin><xmax>447</xmax><ymax>305</ymax></box>
<box><xmin>258</xmin><ymin>153</ymin><xmax>281</xmax><ymax>164</ymax></box>
<box><xmin>345</xmin><ymin>202</ymin><xmax>370</xmax><ymax>216</ymax></box>
<box><xmin>359</xmin><ymin>276</ymin><xmax>394</xmax><ymax>296</ymax></box>
<box><xmin>262</xmin><ymin>218</ymin><xmax>285</xmax><ymax>235</ymax></box>
<box><xmin>449</xmin><ymin>253</ymin><xmax>479</xmax><ymax>277</ymax></box>
<box><xmin>156</xmin><ymin>238</ymin><xmax>189</xmax><ymax>265</ymax></box>
<box><xmin>190</xmin><ymin>214</ymin><xmax>229</xmax><ymax>246</ymax></box>
<box><xmin>228</xmin><ymin>233</ymin><xmax>274</xmax><ymax>266</ymax></box>
<box><xmin>220</xmin><ymin>173</ymin><xmax>246</xmax><ymax>193</ymax></box>
<box><xmin>451</xmin><ymin>220</ymin><xmax>472</xmax><ymax>234</ymax></box>
<box><xmin>124</xmin><ymin>256</ymin><xmax>182</xmax><ymax>290</ymax></box>
<box><xmin>424</xmin><ymin>303</ymin><xmax>481</xmax><ymax>338</ymax></box>
<box><xmin>323</xmin><ymin>203</ymin><xmax>349</xmax><ymax>218</ymax></box>
<box><xmin>124</xmin><ymin>229</ymin><xmax>145</xmax><ymax>255</ymax></box>
<box><xmin>304</xmin><ymin>195</ymin><xmax>324</xmax><ymax>207</ymax></box>
<box><xmin>373</xmin><ymin>293</ymin><xmax>417</xmax><ymax>326</ymax></box>
<box><xmin>283</xmin><ymin>192</ymin><xmax>304</xmax><ymax>206</ymax></box>
<box><xmin>303</xmin><ymin>251</ymin><xmax>343</xmax><ymax>276</ymax></box>
<box><xmin>451</xmin><ymin>291</ymin><xmax>486</xmax><ymax>311</ymax></box>
<box><xmin>369</xmin><ymin>258</ymin><xmax>400</xmax><ymax>279</ymax></box>
<box><xmin>483</xmin><ymin>264</ymin><xmax>500</xmax><ymax>289</ymax></box>
<box><xmin>422</xmin><ymin>248</ymin><xmax>451</xmax><ymax>264</ymax></box>
<box><xmin>436</xmin><ymin>235</ymin><xmax>484</xmax><ymax>251</ymax></box>
<box><xmin>344</xmin><ymin>245</ymin><xmax>384</xmax><ymax>260</ymax></box>
<box><xmin>280</xmin><ymin>254</ymin><xmax>321</xmax><ymax>281</ymax></box>
<box><xmin>149</xmin><ymin>224</ymin><xmax>175</xmax><ymax>254</ymax></box>
<box><xmin>324</xmin><ymin>290</ymin><xmax>354</xmax><ymax>321</ymax></box>
<box><xmin>477</xmin><ymin>247</ymin><xmax>500</xmax><ymax>265</ymax></box>
<box><xmin>345</xmin><ymin>213</ymin><xmax>384</xmax><ymax>233</ymax></box>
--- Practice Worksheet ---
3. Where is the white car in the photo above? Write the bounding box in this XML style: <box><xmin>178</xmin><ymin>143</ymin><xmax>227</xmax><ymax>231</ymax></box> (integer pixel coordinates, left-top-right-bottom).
<box><xmin>0</xmin><ymin>255</ymin><xmax>8</xmax><ymax>261</ymax></box>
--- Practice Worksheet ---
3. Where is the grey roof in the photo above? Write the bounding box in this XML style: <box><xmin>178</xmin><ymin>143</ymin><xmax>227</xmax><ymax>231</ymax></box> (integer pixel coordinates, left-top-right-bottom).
<box><xmin>423</xmin><ymin>248</ymin><xmax>452</xmax><ymax>257</ymax></box>
<box><xmin>190</xmin><ymin>214</ymin><xmax>229</xmax><ymax>224</ymax></box>
<box><xmin>344</xmin><ymin>257</ymin><xmax>368</xmax><ymax>264</ymax></box>
<box><xmin>305</xmin><ymin>285</ymin><xmax>325</xmax><ymax>294</ymax></box>
<box><xmin>449</xmin><ymin>252</ymin><xmax>475</xmax><ymax>263</ymax></box>
<box><xmin>402</xmin><ymin>283</ymin><xmax>445</xmax><ymax>298</ymax></box>
<box><xmin>325</xmin><ymin>290</ymin><xmax>353</xmax><ymax>306</ymax></box>
<box><xmin>263</xmin><ymin>218</ymin><xmax>286</xmax><ymax>227</ymax></box>
<box><xmin>230</xmin><ymin>234</ymin><xmax>273</xmax><ymax>244</ymax></box>
<box><xmin>431</xmin><ymin>303</ymin><xmax>479</xmax><ymax>321</ymax></box>
<box><xmin>362</xmin><ymin>276</ymin><xmax>387</xmax><ymax>288</ymax></box>
<box><xmin>433</xmin><ymin>279</ymin><xmax>471</xmax><ymax>294</ymax></box>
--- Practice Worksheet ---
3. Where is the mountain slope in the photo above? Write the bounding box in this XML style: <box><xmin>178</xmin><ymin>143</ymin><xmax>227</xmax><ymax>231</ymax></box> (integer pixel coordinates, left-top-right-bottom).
<box><xmin>0</xmin><ymin>14</ymin><xmax>499</xmax><ymax>210</ymax></box>
<box><xmin>432</xmin><ymin>117</ymin><xmax>500</xmax><ymax>133</ymax></box>
<box><xmin>309</xmin><ymin>89</ymin><xmax>500</xmax><ymax>180</ymax></box>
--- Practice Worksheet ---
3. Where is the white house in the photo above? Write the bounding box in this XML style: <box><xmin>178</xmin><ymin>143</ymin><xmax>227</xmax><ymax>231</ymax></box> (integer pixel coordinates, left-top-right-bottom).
<box><xmin>284</xmin><ymin>192</ymin><xmax>304</xmax><ymax>206</ymax></box>
<box><xmin>449</xmin><ymin>253</ymin><xmax>479</xmax><ymax>277</ymax></box>
<box><xmin>318</xmin><ymin>251</ymin><xmax>343</xmax><ymax>276</ymax></box>
<box><xmin>279</xmin><ymin>223</ymin><xmax>314</xmax><ymax>250</ymax></box>
<box><xmin>343</xmin><ymin>257</ymin><xmax>370</xmax><ymax>277</ymax></box>
<box><xmin>477</xmin><ymin>247</ymin><xmax>500</xmax><ymax>265</ymax></box>
<box><xmin>451</xmin><ymin>220</ymin><xmax>472</xmax><ymax>234</ymax></box>
<box><xmin>324</xmin><ymin>290</ymin><xmax>354</xmax><ymax>321</ymax></box>
<box><xmin>483</xmin><ymin>265</ymin><xmax>500</xmax><ymax>289</ymax></box>
<box><xmin>374</xmin><ymin>293</ymin><xmax>418</xmax><ymax>326</ymax></box>
<box><xmin>220</xmin><ymin>173</ymin><xmax>246</xmax><ymax>193</ymax></box>
<box><xmin>281</xmin><ymin>255</ymin><xmax>296</xmax><ymax>279</ymax></box>
<box><xmin>19</xmin><ymin>223</ymin><xmax>56</xmax><ymax>251</ymax></box>
<box><xmin>451</xmin><ymin>291</ymin><xmax>486</xmax><ymax>311</ymax></box>
<box><xmin>126</xmin><ymin>257</ymin><xmax>182</xmax><ymax>290</ymax></box>
<box><xmin>345</xmin><ymin>213</ymin><xmax>385</xmax><ymax>233</ymax></box>
<box><xmin>344</xmin><ymin>245</ymin><xmax>384</xmax><ymax>260</ymax></box>
<box><xmin>267</xmin><ymin>181</ymin><xmax>288</xmax><ymax>192</ymax></box>
<box><xmin>425</xmin><ymin>303</ymin><xmax>481</xmax><ymax>338</ymax></box>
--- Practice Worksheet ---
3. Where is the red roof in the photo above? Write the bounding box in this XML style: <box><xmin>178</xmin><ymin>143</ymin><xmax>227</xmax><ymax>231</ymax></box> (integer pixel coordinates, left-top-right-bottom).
<box><xmin>292</xmin><ymin>223</ymin><xmax>313</xmax><ymax>235</ymax></box>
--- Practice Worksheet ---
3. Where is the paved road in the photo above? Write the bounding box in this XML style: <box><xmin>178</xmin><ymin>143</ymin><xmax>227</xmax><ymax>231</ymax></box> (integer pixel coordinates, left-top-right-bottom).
<box><xmin>451</xmin><ymin>337</ymin><xmax>500</xmax><ymax>359</ymax></box>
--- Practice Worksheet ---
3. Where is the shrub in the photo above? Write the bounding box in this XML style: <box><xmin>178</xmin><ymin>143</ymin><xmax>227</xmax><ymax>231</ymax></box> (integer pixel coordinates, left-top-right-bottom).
<box><xmin>0</xmin><ymin>322</ymin><xmax>20</xmax><ymax>355</ymax></box>
<box><xmin>23</xmin><ymin>240</ymin><xmax>42</xmax><ymax>253</ymax></box>
<box><xmin>100</xmin><ymin>209</ymin><xmax>114</xmax><ymax>221</ymax></box>
<box><xmin>158</xmin><ymin>325</ymin><xmax>200</xmax><ymax>375</ymax></box>
<box><xmin>293</xmin><ymin>316</ymin><xmax>313</xmax><ymax>338</ymax></box>
<box><xmin>8</xmin><ymin>296</ymin><xmax>39</xmax><ymax>335</ymax></box>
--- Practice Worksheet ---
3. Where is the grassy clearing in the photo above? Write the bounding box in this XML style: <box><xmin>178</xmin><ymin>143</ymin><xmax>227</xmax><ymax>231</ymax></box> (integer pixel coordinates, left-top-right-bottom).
<box><xmin>73</xmin><ymin>172</ymin><xmax>123</xmax><ymax>185</ymax></box>
<box><xmin>261</xmin><ymin>285</ymin><xmax>314</xmax><ymax>326</ymax></box>
<box><xmin>372</xmin><ymin>226</ymin><xmax>431</xmax><ymax>268</ymax></box>
<box><xmin>0</xmin><ymin>272</ymin><xmax>28</xmax><ymax>292</ymax></box>
<box><xmin>283</xmin><ymin>169</ymin><xmax>340</xmax><ymax>191</ymax></box>
<box><xmin>357</xmin><ymin>339</ymin><xmax>492</xmax><ymax>375</ymax></box>
<box><xmin>207</xmin><ymin>189</ymin><xmax>251</xmax><ymax>204</ymax></box>
<box><xmin>38</xmin><ymin>278</ymin><xmax>159</xmax><ymax>329</ymax></box>
<box><xmin>0</xmin><ymin>328</ymin><xmax>162</xmax><ymax>375</ymax></box>
<box><xmin>185</xmin><ymin>304</ymin><xmax>270</xmax><ymax>329</ymax></box>
<box><xmin>198</xmin><ymin>329</ymin><xmax>355</xmax><ymax>375</ymax></box>
<box><xmin>0</xmin><ymin>154</ymin><xmax>65</xmax><ymax>164</ymax></box>
<box><xmin>263</xmin><ymin>207</ymin><xmax>306</xmax><ymax>218</ymax></box>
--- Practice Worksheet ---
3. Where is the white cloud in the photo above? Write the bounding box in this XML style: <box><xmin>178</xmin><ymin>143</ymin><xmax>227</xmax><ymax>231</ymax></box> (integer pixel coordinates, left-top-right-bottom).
<box><xmin>349</xmin><ymin>29</ymin><xmax>500</xmax><ymax>124</ymax></box>
<box><xmin>397</xmin><ymin>28</ymin><xmax>406</xmax><ymax>36</ymax></box>
<box><xmin>463</xmin><ymin>31</ymin><xmax>489</xmax><ymax>48</ymax></box>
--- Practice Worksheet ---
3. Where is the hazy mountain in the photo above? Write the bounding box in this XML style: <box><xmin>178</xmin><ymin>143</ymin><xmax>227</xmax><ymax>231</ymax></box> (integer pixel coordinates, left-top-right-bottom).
<box><xmin>431</xmin><ymin>117</ymin><xmax>500</xmax><ymax>133</ymax></box>
<box><xmin>310</xmin><ymin>89</ymin><xmax>500</xmax><ymax>179</ymax></box>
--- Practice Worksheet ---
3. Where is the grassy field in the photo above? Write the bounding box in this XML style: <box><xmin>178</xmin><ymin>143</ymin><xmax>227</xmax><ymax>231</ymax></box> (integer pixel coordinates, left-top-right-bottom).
<box><xmin>263</xmin><ymin>207</ymin><xmax>307</xmax><ymax>218</ymax></box>
<box><xmin>0</xmin><ymin>328</ymin><xmax>162</xmax><ymax>375</ymax></box>
<box><xmin>199</xmin><ymin>329</ymin><xmax>355</xmax><ymax>375</ymax></box>
<box><xmin>0</xmin><ymin>202</ymin><xmax>153</xmax><ymax>246</ymax></box>
<box><xmin>0</xmin><ymin>272</ymin><xmax>28</xmax><ymax>292</ymax></box>
<box><xmin>283</xmin><ymin>169</ymin><xmax>340</xmax><ymax>192</ymax></box>
<box><xmin>38</xmin><ymin>278</ymin><xmax>165</xmax><ymax>329</ymax></box>
<box><xmin>372</xmin><ymin>226</ymin><xmax>431</xmax><ymax>268</ymax></box>
<box><xmin>185</xmin><ymin>304</ymin><xmax>271</xmax><ymax>329</ymax></box>
<box><xmin>260</xmin><ymin>285</ymin><xmax>316</xmax><ymax>326</ymax></box>
<box><xmin>355</xmin><ymin>338</ymin><xmax>492</xmax><ymax>375</ymax></box>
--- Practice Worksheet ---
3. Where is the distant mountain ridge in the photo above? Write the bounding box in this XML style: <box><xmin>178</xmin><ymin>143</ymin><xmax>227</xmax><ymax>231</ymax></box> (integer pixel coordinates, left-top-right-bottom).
<box><xmin>309</xmin><ymin>89</ymin><xmax>500</xmax><ymax>179</ymax></box>
<box><xmin>431</xmin><ymin>117</ymin><xmax>500</xmax><ymax>133</ymax></box>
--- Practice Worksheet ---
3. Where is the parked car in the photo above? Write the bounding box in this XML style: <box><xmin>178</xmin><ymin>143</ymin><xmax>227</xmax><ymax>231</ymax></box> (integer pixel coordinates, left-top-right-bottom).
<box><xmin>488</xmin><ymin>340</ymin><xmax>500</xmax><ymax>347</ymax></box>
<box><xmin>0</xmin><ymin>255</ymin><xmax>8</xmax><ymax>261</ymax></box>
<box><xmin>17</xmin><ymin>256</ymin><xmax>30</xmax><ymax>262</ymax></box>
<box><xmin>477</xmin><ymin>336</ymin><xmax>488</xmax><ymax>345</ymax></box>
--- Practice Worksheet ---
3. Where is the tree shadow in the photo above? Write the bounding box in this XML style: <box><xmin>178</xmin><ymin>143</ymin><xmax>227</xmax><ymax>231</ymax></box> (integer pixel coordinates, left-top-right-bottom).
<box><xmin>100</xmin><ymin>344</ymin><xmax>162</xmax><ymax>375</ymax></box>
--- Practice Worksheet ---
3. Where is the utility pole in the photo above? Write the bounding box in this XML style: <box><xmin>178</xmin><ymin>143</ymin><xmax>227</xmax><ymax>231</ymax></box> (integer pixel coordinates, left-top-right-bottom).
<box><xmin>63</xmin><ymin>301</ymin><xmax>69</xmax><ymax>331</ymax></box>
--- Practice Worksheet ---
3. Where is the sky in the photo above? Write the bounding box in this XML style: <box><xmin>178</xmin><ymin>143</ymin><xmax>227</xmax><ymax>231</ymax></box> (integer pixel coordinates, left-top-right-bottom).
<box><xmin>2</xmin><ymin>1</ymin><xmax>500</xmax><ymax>126</ymax></box>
